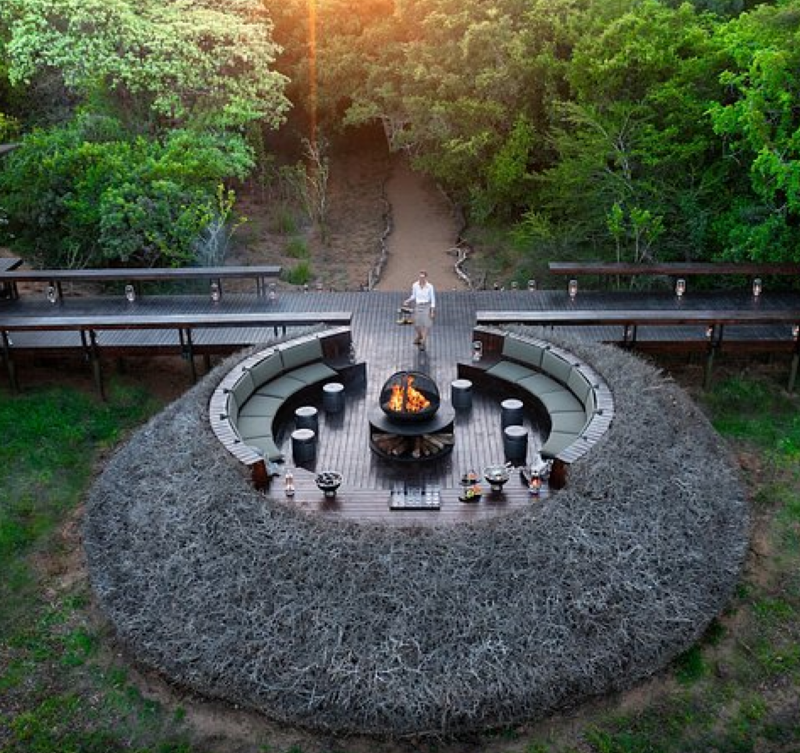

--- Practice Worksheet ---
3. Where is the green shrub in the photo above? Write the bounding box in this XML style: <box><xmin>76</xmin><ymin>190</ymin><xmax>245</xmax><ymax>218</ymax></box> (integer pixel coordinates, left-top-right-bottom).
<box><xmin>0</xmin><ymin>114</ymin><xmax>253</xmax><ymax>268</ymax></box>
<box><xmin>271</xmin><ymin>204</ymin><xmax>299</xmax><ymax>235</ymax></box>
<box><xmin>284</xmin><ymin>236</ymin><xmax>309</xmax><ymax>259</ymax></box>
<box><xmin>283</xmin><ymin>261</ymin><xmax>313</xmax><ymax>285</ymax></box>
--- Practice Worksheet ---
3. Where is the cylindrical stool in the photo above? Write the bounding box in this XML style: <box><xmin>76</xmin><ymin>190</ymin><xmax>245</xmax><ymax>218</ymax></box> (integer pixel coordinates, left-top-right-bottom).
<box><xmin>291</xmin><ymin>428</ymin><xmax>316</xmax><ymax>463</ymax></box>
<box><xmin>295</xmin><ymin>405</ymin><xmax>319</xmax><ymax>433</ymax></box>
<box><xmin>503</xmin><ymin>425</ymin><xmax>528</xmax><ymax>464</ymax></box>
<box><xmin>451</xmin><ymin>378</ymin><xmax>473</xmax><ymax>410</ymax></box>
<box><xmin>322</xmin><ymin>382</ymin><xmax>345</xmax><ymax>413</ymax></box>
<box><xmin>501</xmin><ymin>397</ymin><xmax>524</xmax><ymax>429</ymax></box>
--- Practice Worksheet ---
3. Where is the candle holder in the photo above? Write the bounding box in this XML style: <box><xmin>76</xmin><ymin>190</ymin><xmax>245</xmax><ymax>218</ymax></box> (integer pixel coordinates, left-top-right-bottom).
<box><xmin>46</xmin><ymin>285</ymin><xmax>57</xmax><ymax>304</ymax></box>
<box><xmin>124</xmin><ymin>284</ymin><xmax>136</xmax><ymax>303</ymax></box>
<box><xmin>527</xmin><ymin>279</ymin><xmax>537</xmax><ymax>291</ymax></box>
<box><xmin>753</xmin><ymin>278</ymin><xmax>762</xmax><ymax>298</ymax></box>
<box><xmin>528</xmin><ymin>470</ymin><xmax>542</xmax><ymax>496</ymax></box>
<box><xmin>210</xmin><ymin>282</ymin><xmax>221</xmax><ymax>303</ymax></box>
<box><xmin>675</xmin><ymin>278</ymin><xmax>686</xmax><ymax>298</ymax></box>
<box><xmin>568</xmin><ymin>279</ymin><xmax>578</xmax><ymax>300</ymax></box>
<box><xmin>284</xmin><ymin>467</ymin><xmax>295</xmax><ymax>497</ymax></box>
<box><xmin>472</xmin><ymin>340</ymin><xmax>483</xmax><ymax>362</ymax></box>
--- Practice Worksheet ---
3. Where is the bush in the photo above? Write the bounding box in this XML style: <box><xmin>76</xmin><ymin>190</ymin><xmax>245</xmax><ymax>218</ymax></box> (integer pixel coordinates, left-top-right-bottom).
<box><xmin>284</xmin><ymin>236</ymin><xmax>308</xmax><ymax>259</ymax></box>
<box><xmin>0</xmin><ymin>114</ymin><xmax>253</xmax><ymax>267</ymax></box>
<box><xmin>283</xmin><ymin>261</ymin><xmax>313</xmax><ymax>285</ymax></box>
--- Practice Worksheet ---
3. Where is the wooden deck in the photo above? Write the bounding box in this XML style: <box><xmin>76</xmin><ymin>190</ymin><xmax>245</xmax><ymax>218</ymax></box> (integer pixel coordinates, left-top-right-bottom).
<box><xmin>3</xmin><ymin>286</ymin><xmax>799</xmax><ymax>525</ymax></box>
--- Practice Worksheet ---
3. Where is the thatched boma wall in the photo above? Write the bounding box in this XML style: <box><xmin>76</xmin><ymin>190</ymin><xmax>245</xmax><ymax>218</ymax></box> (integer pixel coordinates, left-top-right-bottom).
<box><xmin>84</xmin><ymin>330</ymin><xmax>749</xmax><ymax>738</ymax></box>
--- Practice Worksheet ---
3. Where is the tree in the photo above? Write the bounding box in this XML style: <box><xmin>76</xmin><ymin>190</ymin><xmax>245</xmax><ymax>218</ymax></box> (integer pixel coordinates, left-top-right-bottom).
<box><xmin>709</xmin><ymin>1</ymin><xmax>800</xmax><ymax>261</ymax></box>
<box><xmin>0</xmin><ymin>0</ymin><xmax>290</xmax><ymax>131</ymax></box>
<box><xmin>0</xmin><ymin>115</ymin><xmax>254</xmax><ymax>267</ymax></box>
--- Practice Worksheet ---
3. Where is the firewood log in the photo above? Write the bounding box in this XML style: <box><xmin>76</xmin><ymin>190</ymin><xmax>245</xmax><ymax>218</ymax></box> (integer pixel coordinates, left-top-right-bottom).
<box><xmin>423</xmin><ymin>434</ymin><xmax>445</xmax><ymax>450</ymax></box>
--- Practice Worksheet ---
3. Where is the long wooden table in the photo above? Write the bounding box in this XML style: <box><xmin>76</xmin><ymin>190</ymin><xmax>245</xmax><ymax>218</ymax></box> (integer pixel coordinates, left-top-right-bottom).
<box><xmin>0</xmin><ymin>264</ymin><xmax>283</xmax><ymax>300</ymax></box>
<box><xmin>476</xmin><ymin>308</ymin><xmax>800</xmax><ymax>389</ymax></box>
<box><xmin>0</xmin><ymin>310</ymin><xmax>352</xmax><ymax>397</ymax></box>
<box><xmin>549</xmin><ymin>261</ymin><xmax>800</xmax><ymax>277</ymax></box>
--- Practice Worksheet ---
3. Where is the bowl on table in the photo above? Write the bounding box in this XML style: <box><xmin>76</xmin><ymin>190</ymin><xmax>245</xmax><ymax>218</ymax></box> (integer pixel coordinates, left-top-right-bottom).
<box><xmin>483</xmin><ymin>464</ymin><xmax>511</xmax><ymax>493</ymax></box>
<box><xmin>315</xmin><ymin>471</ymin><xmax>343</xmax><ymax>498</ymax></box>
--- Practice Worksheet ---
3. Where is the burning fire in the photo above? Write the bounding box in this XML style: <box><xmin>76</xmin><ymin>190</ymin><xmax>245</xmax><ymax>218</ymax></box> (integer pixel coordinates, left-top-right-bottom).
<box><xmin>386</xmin><ymin>375</ymin><xmax>431</xmax><ymax>414</ymax></box>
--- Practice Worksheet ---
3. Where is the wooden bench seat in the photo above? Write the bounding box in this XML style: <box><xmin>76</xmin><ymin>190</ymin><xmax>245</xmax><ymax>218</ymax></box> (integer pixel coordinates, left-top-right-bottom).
<box><xmin>0</xmin><ymin>264</ymin><xmax>282</xmax><ymax>300</ymax></box>
<box><xmin>459</xmin><ymin>326</ymin><xmax>614</xmax><ymax>469</ymax></box>
<box><xmin>210</xmin><ymin>328</ymin><xmax>365</xmax><ymax>470</ymax></box>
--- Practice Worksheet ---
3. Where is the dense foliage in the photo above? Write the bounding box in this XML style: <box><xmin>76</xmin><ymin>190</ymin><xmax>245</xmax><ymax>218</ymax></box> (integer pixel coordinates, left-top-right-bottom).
<box><xmin>263</xmin><ymin>0</ymin><xmax>800</xmax><ymax>265</ymax></box>
<box><xmin>0</xmin><ymin>116</ymin><xmax>254</xmax><ymax>267</ymax></box>
<box><xmin>0</xmin><ymin>0</ymin><xmax>286</xmax><ymax>268</ymax></box>
<box><xmin>2</xmin><ymin>0</ymin><xmax>800</xmax><ymax>266</ymax></box>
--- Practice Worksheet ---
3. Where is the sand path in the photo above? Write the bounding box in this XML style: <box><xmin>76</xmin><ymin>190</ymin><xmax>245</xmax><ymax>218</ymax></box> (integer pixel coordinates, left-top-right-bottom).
<box><xmin>376</xmin><ymin>155</ymin><xmax>464</xmax><ymax>293</ymax></box>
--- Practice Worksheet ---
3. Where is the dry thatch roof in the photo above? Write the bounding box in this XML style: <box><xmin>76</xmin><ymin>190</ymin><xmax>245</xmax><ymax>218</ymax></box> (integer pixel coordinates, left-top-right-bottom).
<box><xmin>84</xmin><ymin>329</ymin><xmax>748</xmax><ymax>738</ymax></box>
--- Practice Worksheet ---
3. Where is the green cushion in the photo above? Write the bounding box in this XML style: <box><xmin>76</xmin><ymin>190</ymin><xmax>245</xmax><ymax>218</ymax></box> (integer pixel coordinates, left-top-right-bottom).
<box><xmin>486</xmin><ymin>361</ymin><xmax>537</xmax><ymax>383</ymax></box>
<box><xmin>567</xmin><ymin>368</ymin><xmax>593</xmax><ymax>403</ymax></box>
<box><xmin>541</xmin><ymin>430</ymin><xmax>580</xmax><ymax>458</ymax></box>
<box><xmin>236</xmin><ymin>415</ymin><xmax>273</xmax><ymax>438</ymax></box>
<box><xmin>541</xmin><ymin>350</ymin><xmax>573</xmax><ymax>385</ymax></box>
<box><xmin>280</xmin><ymin>338</ymin><xmax>323</xmax><ymax>371</ymax></box>
<box><xmin>550</xmin><ymin>410</ymin><xmax>589</xmax><ymax>434</ymax></box>
<box><xmin>517</xmin><ymin>373</ymin><xmax>563</xmax><ymax>396</ymax></box>
<box><xmin>287</xmin><ymin>362</ymin><xmax>337</xmax><ymax>385</ymax></box>
<box><xmin>239</xmin><ymin>394</ymin><xmax>283</xmax><ymax>418</ymax></box>
<box><xmin>242</xmin><ymin>435</ymin><xmax>283</xmax><ymax>462</ymax></box>
<box><xmin>539</xmin><ymin>389</ymin><xmax>584</xmax><ymax>414</ymax></box>
<box><xmin>256</xmin><ymin>375</ymin><xmax>306</xmax><ymax>400</ymax></box>
<box><xmin>229</xmin><ymin>373</ymin><xmax>256</xmax><ymax>406</ymax></box>
<box><xmin>584</xmin><ymin>388</ymin><xmax>597</xmax><ymax>414</ymax></box>
<box><xmin>246</xmin><ymin>352</ymin><xmax>282</xmax><ymax>388</ymax></box>
<box><xmin>502</xmin><ymin>336</ymin><xmax>546</xmax><ymax>368</ymax></box>
<box><xmin>224</xmin><ymin>393</ymin><xmax>239</xmax><ymax>423</ymax></box>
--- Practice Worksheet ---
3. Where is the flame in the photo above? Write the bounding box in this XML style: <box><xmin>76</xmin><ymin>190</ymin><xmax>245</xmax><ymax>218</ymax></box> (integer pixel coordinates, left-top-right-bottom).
<box><xmin>386</xmin><ymin>375</ymin><xmax>431</xmax><ymax>414</ymax></box>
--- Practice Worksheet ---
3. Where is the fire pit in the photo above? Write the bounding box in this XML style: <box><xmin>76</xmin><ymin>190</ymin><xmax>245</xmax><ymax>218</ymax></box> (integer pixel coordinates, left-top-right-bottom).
<box><xmin>380</xmin><ymin>371</ymin><xmax>439</xmax><ymax>422</ymax></box>
<box><xmin>369</xmin><ymin>371</ymin><xmax>454</xmax><ymax>462</ymax></box>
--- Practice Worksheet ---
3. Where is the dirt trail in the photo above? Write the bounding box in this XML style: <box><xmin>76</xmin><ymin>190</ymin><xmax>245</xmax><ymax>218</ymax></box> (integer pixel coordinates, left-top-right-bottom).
<box><xmin>377</xmin><ymin>155</ymin><xmax>464</xmax><ymax>293</ymax></box>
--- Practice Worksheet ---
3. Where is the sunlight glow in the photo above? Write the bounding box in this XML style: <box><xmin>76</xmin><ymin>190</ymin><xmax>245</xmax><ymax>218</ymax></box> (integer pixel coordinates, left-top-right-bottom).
<box><xmin>308</xmin><ymin>0</ymin><xmax>318</xmax><ymax>145</ymax></box>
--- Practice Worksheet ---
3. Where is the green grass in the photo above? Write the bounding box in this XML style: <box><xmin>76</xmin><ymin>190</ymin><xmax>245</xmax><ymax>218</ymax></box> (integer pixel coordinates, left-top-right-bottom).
<box><xmin>284</xmin><ymin>236</ymin><xmax>309</xmax><ymax>259</ymax></box>
<box><xmin>269</xmin><ymin>204</ymin><xmax>299</xmax><ymax>235</ymax></box>
<box><xmin>282</xmin><ymin>260</ymin><xmax>313</xmax><ymax>286</ymax></box>
<box><xmin>2</xmin><ymin>371</ymin><xmax>800</xmax><ymax>753</ymax></box>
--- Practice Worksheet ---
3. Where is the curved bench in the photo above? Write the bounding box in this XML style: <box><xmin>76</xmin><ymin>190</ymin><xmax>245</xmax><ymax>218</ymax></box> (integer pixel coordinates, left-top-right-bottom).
<box><xmin>459</xmin><ymin>325</ymin><xmax>614</xmax><ymax>468</ymax></box>
<box><xmin>209</xmin><ymin>327</ymin><xmax>364</xmax><ymax>472</ymax></box>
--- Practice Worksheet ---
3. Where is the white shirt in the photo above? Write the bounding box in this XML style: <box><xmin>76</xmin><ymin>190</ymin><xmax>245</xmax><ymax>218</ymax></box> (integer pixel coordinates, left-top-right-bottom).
<box><xmin>407</xmin><ymin>280</ymin><xmax>436</xmax><ymax>308</ymax></box>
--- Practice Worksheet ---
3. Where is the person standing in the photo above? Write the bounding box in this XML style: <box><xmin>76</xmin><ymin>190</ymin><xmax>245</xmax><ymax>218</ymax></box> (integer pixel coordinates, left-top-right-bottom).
<box><xmin>404</xmin><ymin>270</ymin><xmax>436</xmax><ymax>350</ymax></box>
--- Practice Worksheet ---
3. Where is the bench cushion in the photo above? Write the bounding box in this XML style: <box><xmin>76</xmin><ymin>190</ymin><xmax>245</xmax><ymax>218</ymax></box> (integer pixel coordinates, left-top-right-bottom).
<box><xmin>502</xmin><ymin>337</ymin><xmax>547</xmax><ymax>369</ymax></box>
<box><xmin>280</xmin><ymin>338</ymin><xmax>324</xmax><ymax>371</ymax></box>
<box><xmin>229</xmin><ymin>373</ymin><xmax>256</xmax><ymax>406</ymax></box>
<box><xmin>286</xmin><ymin>362</ymin><xmax>337</xmax><ymax>385</ymax></box>
<box><xmin>541</xmin><ymin>430</ymin><xmax>581</xmax><ymax>458</ymax></box>
<box><xmin>256</xmin><ymin>375</ymin><xmax>307</xmax><ymax>400</ymax></box>
<box><xmin>241</xmin><ymin>434</ymin><xmax>283</xmax><ymax>462</ymax></box>
<box><xmin>517</xmin><ymin>373</ymin><xmax>563</xmax><ymax>395</ymax></box>
<box><xmin>550</xmin><ymin>410</ymin><xmax>589</xmax><ymax>434</ymax></box>
<box><xmin>246</xmin><ymin>351</ymin><xmax>283</xmax><ymax>387</ymax></box>
<box><xmin>541</xmin><ymin>350</ymin><xmax>573</xmax><ymax>385</ymax></box>
<box><xmin>538</xmin><ymin>389</ymin><xmax>584</xmax><ymax>414</ymax></box>
<box><xmin>486</xmin><ymin>361</ymin><xmax>537</xmax><ymax>383</ymax></box>
<box><xmin>236</xmin><ymin>415</ymin><xmax>273</xmax><ymax>438</ymax></box>
<box><xmin>567</xmin><ymin>368</ymin><xmax>593</xmax><ymax>404</ymax></box>
<box><xmin>238</xmin><ymin>394</ymin><xmax>283</xmax><ymax>418</ymax></box>
<box><xmin>224</xmin><ymin>393</ymin><xmax>239</xmax><ymax>423</ymax></box>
